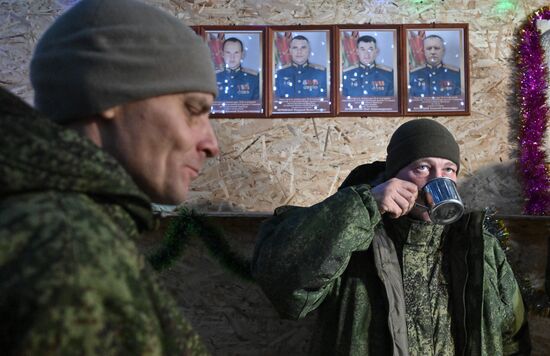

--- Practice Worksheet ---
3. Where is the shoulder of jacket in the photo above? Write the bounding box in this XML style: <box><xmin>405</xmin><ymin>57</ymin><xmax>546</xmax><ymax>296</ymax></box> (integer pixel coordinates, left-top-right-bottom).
<box><xmin>343</xmin><ymin>65</ymin><xmax>359</xmax><ymax>73</ymax></box>
<box><xmin>0</xmin><ymin>192</ymin><xmax>126</xmax><ymax>242</ymax></box>
<box><xmin>308</xmin><ymin>63</ymin><xmax>326</xmax><ymax>71</ymax></box>
<box><xmin>375</xmin><ymin>64</ymin><xmax>393</xmax><ymax>72</ymax></box>
<box><xmin>410</xmin><ymin>65</ymin><xmax>426</xmax><ymax>73</ymax></box>
<box><xmin>274</xmin><ymin>205</ymin><xmax>303</xmax><ymax>216</ymax></box>
<box><xmin>241</xmin><ymin>67</ymin><xmax>259</xmax><ymax>76</ymax></box>
<box><xmin>442</xmin><ymin>63</ymin><xmax>460</xmax><ymax>72</ymax></box>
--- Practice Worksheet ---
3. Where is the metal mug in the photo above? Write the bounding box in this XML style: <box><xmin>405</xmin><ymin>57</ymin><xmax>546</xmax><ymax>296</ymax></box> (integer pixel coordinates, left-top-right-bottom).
<box><xmin>415</xmin><ymin>177</ymin><xmax>464</xmax><ymax>225</ymax></box>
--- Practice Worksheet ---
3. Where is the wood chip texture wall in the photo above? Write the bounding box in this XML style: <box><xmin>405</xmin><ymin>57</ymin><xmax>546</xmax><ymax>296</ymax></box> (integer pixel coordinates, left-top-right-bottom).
<box><xmin>2</xmin><ymin>0</ymin><xmax>549</xmax><ymax>215</ymax></box>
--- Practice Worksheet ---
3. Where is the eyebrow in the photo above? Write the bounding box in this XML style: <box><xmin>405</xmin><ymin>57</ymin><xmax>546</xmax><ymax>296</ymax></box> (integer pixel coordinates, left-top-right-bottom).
<box><xmin>184</xmin><ymin>95</ymin><xmax>212</xmax><ymax>112</ymax></box>
<box><xmin>411</xmin><ymin>158</ymin><xmax>456</xmax><ymax>166</ymax></box>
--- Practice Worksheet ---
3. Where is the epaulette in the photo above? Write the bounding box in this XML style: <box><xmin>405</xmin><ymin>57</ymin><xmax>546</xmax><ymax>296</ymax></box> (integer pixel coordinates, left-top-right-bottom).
<box><xmin>343</xmin><ymin>65</ymin><xmax>359</xmax><ymax>73</ymax></box>
<box><xmin>375</xmin><ymin>63</ymin><xmax>393</xmax><ymax>72</ymax></box>
<box><xmin>279</xmin><ymin>64</ymin><xmax>292</xmax><ymax>70</ymax></box>
<box><xmin>308</xmin><ymin>63</ymin><xmax>326</xmax><ymax>71</ymax></box>
<box><xmin>410</xmin><ymin>64</ymin><xmax>426</xmax><ymax>73</ymax></box>
<box><xmin>241</xmin><ymin>67</ymin><xmax>259</xmax><ymax>76</ymax></box>
<box><xmin>442</xmin><ymin>63</ymin><xmax>460</xmax><ymax>72</ymax></box>
<box><xmin>215</xmin><ymin>68</ymin><xmax>224</xmax><ymax>74</ymax></box>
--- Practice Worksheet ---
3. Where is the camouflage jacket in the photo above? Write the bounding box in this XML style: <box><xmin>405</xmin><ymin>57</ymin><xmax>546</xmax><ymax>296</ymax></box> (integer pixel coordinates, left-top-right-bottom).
<box><xmin>0</xmin><ymin>88</ymin><xmax>208</xmax><ymax>355</ymax></box>
<box><xmin>252</xmin><ymin>163</ymin><xmax>530</xmax><ymax>356</ymax></box>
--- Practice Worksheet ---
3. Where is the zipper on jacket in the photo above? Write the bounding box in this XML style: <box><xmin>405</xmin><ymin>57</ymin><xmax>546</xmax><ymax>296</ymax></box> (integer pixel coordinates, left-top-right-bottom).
<box><xmin>461</xmin><ymin>246</ymin><xmax>469</xmax><ymax>356</ymax></box>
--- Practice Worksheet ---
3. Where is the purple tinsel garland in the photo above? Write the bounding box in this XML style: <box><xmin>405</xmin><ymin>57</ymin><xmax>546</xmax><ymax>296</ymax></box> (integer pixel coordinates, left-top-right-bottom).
<box><xmin>517</xmin><ymin>7</ymin><xmax>550</xmax><ymax>215</ymax></box>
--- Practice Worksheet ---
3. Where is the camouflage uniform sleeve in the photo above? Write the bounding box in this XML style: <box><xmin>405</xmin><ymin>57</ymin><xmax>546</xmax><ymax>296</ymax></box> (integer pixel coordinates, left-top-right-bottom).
<box><xmin>251</xmin><ymin>184</ymin><xmax>381</xmax><ymax>319</ymax></box>
<box><xmin>482</xmin><ymin>229</ymin><xmax>530</xmax><ymax>356</ymax></box>
<box><xmin>0</xmin><ymin>194</ymin><xmax>209</xmax><ymax>355</ymax></box>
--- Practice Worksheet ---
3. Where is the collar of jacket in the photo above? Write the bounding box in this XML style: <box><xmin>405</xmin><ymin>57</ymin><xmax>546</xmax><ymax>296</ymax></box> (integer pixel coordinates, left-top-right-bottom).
<box><xmin>226</xmin><ymin>66</ymin><xmax>242</xmax><ymax>73</ymax></box>
<box><xmin>0</xmin><ymin>87</ymin><xmax>153</xmax><ymax>232</ymax></box>
<box><xmin>359</xmin><ymin>62</ymin><xmax>377</xmax><ymax>70</ymax></box>
<box><xmin>338</xmin><ymin>161</ymin><xmax>386</xmax><ymax>190</ymax></box>
<box><xmin>292</xmin><ymin>61</ymin><xmax>310</xmax><ymax>68</ymax></box>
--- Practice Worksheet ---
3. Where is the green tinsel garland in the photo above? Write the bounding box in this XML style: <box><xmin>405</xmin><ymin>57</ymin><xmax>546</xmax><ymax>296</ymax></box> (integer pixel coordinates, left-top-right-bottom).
<box><xmin>148</xmin><ymin>208</ymin><xmax>253</xmax><ymax>282</ymax></box>
<box><xmin>149</xmin><ymin>207</ymin><xmax>550</xmax><ymax>317</ymax></box>
<box><xmin>485</xmin><ymin>210</ymin><xmax>550</xmax><ymax>318</ymax></box>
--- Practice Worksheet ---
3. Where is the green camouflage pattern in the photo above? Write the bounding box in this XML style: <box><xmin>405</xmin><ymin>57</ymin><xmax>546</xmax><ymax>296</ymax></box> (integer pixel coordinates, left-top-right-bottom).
<box><xmin>395</xmin><ymin>220</ymin><xmax>455</xmax><ymax>355</ymax></box>
<box><xmin>0</xmin><ymin>87</ymin><xmax>208</xmax><ymax>355</ymax></box>
<box><xmin>253</xmin><ymin>179</ymin><xmax>529</xmax><ymax>355</ymax></box>
<box><xmin>480</xmin><ymin>227</ymin><xmax>528</xmax><ymax>356</ymax></box>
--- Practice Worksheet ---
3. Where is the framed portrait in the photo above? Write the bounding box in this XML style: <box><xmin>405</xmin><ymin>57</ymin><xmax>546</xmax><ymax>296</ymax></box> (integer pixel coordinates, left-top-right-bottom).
<box><xmin>336</xmin><ymin>25</ymin><xmax>400</xmax><ymax>115</ymax></box>
<box><xmin>203</xmin><ymin>26</ymin><xmax>266</xmax><ymax>118</ymax></box>
<box><xmin>268</xmin><ymin>26</ymin><xmax>334</xmax><ymax>117</ymax></box>
<box><xmin>403</xmin><ymin>24</ymin><xmax>470</xmax><ymax>115</ymax></box>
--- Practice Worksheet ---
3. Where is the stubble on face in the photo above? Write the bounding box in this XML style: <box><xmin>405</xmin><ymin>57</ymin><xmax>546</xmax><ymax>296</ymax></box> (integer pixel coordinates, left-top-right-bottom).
<box><xmin>101</xmin><ymin>92</ymin><xmax>218</xmax><ymax>205</ymax></box>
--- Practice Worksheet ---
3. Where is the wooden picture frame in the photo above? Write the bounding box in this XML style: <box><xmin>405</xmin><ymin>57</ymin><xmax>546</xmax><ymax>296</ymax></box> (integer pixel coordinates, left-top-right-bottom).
<box><xmin>268</xmin><ymin>25</ymin><xmax>335</xmax><ymax>117</ymax></box>
<box><xmin>202</xmin><ymin>26</ymin><xmax>267</xmax><ymax>118</ymax></box>
<box><xmin>335</xmin><ymin>25</ymin><xmax>401</xmax><ymax>116</ymax></box>
<box><xmin>402</xmin><ymin>24</ymin><xmax>470</xmax><ymax>115</ymax></box>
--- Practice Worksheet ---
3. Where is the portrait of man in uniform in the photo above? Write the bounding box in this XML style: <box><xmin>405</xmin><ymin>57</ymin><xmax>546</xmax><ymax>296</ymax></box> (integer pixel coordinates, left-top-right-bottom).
<box><xmin>216</xmin><ymin>37</ymin><xmax>259</xmax><ymax>101</ymax></box>
<box><xmin>342</xmin><ymin>35</ymin><xmax>394</xmax><ymax>97</ymax></box>
<box><xmin>405</xmin><ymin>26</ymin><xmax>468</xmax><ymax>114</ymax></box>
<box><xmin>337</xmin><ymin>27</ymin><xmax>399</xmax><ymax>115</ymax></box>
<box><xmin>274</xmin><ymin>35</ymin><xmax>327</xmax><ymax>99</ymax></box>
<box><xmin>270</xmin><ymin>28</ymin><xmax>332</xmax><ymax>115</ymax></box>
<box><xmin>409</xmin><ymin>34</ymin><xmax>461</xmax><ymax>97</ymax></box>
<box><xmin>205</xmin><ymin>28</ymin><xmax>264</xmax><ymax>116</ymax></box>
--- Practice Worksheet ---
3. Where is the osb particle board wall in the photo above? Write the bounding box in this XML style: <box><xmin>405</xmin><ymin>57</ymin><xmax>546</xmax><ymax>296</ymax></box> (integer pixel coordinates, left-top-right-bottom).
<box><xmin>2</xmin><ymin>0</ymin><xmax>549</xmax><ymax>214</ymax></box>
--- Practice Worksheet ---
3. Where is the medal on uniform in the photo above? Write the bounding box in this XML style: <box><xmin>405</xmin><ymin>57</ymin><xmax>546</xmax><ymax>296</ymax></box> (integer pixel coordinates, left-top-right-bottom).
<box><xmin>372</xmin><ymin>80</ymin><xmax>385</xmax><ymax>91</ymax></box>
<box><xmin>237</xmin><ymin>83</ymin><xmax>250</xmax><ymax>95</ymax></box>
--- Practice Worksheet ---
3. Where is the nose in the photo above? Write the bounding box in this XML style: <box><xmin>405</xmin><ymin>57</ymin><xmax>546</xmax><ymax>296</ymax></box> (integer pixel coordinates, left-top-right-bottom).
<box><xmin>198</xmin><ymin>117</ymin><xmax>220</xmax><ymax>158</ymax></box>
<box><xmin>426</xmin><ymin>169</ymin><xmax>439</xmax><ymax>181</ymax></box>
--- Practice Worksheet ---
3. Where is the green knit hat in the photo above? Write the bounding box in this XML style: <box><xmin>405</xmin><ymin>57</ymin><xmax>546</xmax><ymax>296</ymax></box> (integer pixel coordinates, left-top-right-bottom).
<box><xmin>385</xmin><ymin>119</ymin><xmax>460</xmax><ymax>179</ymax></box>
<box><xmin>30</xmin><ymin>0</ymin><xmax>217</xmax><ymax>123</ymax></box>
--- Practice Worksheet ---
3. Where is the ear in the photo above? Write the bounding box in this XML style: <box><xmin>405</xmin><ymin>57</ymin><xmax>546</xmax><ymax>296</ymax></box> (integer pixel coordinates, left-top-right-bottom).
<box><xmin>100</xmin><ymin>106</ymin><xmax>119</xmax><ymax>120</ymax></box>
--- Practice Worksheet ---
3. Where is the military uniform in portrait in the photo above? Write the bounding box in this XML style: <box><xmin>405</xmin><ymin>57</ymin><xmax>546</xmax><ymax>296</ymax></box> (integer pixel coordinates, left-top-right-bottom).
<box><xmin>409</xmin><ymin>63</ymin><xmax>461</xmax><ymax>97</ymax></box>
<box><xmin>216</xmin><ymin>66</ymin><xmax>260</xmax><ymax>101</ymax></box>
<box><xmin>342</xmin><ymin>62</ymin><xmax>394</xmax><ymax>97</ymax></box>
<box><xmin>275</xmin><ymin>62</ymin><xmax>327</xmax><ymax>98</ymax></box>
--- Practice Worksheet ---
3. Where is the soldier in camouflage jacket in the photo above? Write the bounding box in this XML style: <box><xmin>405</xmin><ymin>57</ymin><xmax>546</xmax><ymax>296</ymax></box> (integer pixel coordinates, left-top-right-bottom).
<box><xmin>1</xmin><ymin>0</ymin><xmax>220</xmax><ymax>354</ymax></box>
<box><xmin>253</xmin><ymin>120</ymin><xmax>530</xmax><ymax>356</ymax></box>
<box><xmin>0</xmin><ymin>87</ymin><xmax>210</xmax><ymax>355</ymax></box>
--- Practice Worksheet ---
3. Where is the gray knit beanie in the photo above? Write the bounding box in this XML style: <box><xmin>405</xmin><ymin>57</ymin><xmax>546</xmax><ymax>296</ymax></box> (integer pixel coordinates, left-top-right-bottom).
<box><xmin>30</xmin><ymin>0</ymin><xmax>217</xmax><ymax>123</ymax></box>
<box><xmin>385</xmin><ymin>119</ymin><xmax>460</xmax><ymax>179</ymax></box>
